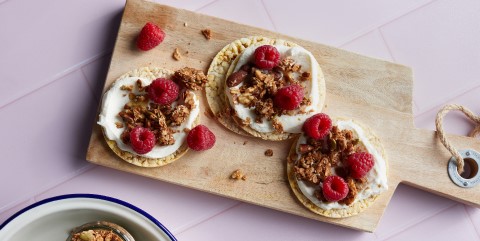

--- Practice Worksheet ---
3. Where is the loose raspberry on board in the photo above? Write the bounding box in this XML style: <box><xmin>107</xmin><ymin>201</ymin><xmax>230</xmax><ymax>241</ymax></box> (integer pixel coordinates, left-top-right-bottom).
<box><xmin>187</xmin><ymin>125</ymin><xmax>216</xmax><ymax>151</ymax></box>
<box><xmin>136</xmin><ymin>22</ymin><xmax>165</xmax><ymax>51</ymax></box>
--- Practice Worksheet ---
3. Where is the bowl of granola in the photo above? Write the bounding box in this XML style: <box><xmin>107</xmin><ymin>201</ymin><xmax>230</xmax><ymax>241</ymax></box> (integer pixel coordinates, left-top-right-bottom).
<box><xmin>0</xmin><ymin>194</ymin><xmax>176</xmax><ymax>241</ymax></box>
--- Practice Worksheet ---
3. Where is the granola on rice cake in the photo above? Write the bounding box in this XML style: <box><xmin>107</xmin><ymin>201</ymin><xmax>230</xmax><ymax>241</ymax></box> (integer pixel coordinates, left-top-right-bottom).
<box><xmin>206</xmin><ymin>36</ymin><xmax>326</xmax><ymax>141</ymax></box>
<box><xmin>287</xmin><ymin>116</ymin><xmax>388</xmax><ymax>218</ymax></box>
<box><xmin>97</xmin><ymin>66</ymin><xmax>205</xmax><ymax>167</ymax></box>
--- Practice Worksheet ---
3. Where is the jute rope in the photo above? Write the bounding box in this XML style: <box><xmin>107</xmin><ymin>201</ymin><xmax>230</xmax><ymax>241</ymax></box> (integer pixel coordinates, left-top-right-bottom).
<box><xmin>435</xmin><ymin>104</ymin><xmax>480</xmax><ymax>173</ymax></box>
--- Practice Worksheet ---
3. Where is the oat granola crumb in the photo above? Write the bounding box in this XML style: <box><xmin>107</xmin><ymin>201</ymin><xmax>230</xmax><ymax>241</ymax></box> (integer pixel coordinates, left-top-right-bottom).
<box><xmin>265</xmin><ymin>149</ymin><xmax>273</xmax><ymax>157</ymax></box>
<box><xmin>184</xmin><ymin>22</ymin><xmax>188</xmax><ymax>27</ymax></box>
<box><xmin>172</xmin><ymin>48</ymin><xmax>182</xmax><ymax>61</ymax></box>
<box><xmin>201</xmin><ymin>29</ymin><xmax>212</xmax><ymax>40</ymax></box>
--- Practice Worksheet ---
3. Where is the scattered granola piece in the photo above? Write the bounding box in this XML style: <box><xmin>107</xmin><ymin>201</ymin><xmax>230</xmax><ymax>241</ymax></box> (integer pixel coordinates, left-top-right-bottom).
<box><xmin>230</xmin><ymin>169</ymin><xmax>246</xmax><ymax>181</ymax></box>
<box><xmin>172</xmin><ymin>48</ymin><xmax>182</xmax><ymax>61</ymax></box>
<box><xmin>243</xmin><ymin>141</ymin><xmax>248</xmax><ymax>145</ymax></box>
<box><xmin>184</xmin><ymin>22</ymin><xmax>188</xmax><ymax>27</ymax></box>
<box><xmin>201</xmin><ymin>29</ymin><xmax>212</xmax><ymax>40</ymax></box>
<box><xmin>265</xmin><ymin>149</ymin><xmax>273</xmax><ymax>157</ymax></box>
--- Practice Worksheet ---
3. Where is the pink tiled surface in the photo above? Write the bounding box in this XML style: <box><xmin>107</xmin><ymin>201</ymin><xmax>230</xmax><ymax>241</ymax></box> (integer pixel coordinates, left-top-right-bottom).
<box><xmin>1</xmin><ymin>0</ymin><xmax>479</xmax><ymax>240</ymax></box>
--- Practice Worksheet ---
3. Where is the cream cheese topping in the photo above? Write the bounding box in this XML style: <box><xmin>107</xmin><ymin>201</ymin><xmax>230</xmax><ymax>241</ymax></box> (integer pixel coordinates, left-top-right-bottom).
<box><xmin>97</xmin><ymin>76</ymin><xmax>200</xmax><ymax>159</ymax></box>
<box><xmin>225</xmin><ymin>44</ymin><xmax>323</xmax><ymax>133</ymax></box>
<box><xmin>295</xmin><ymin>120</ymin><xmax>388</xmax><ymax>210</ymax></box>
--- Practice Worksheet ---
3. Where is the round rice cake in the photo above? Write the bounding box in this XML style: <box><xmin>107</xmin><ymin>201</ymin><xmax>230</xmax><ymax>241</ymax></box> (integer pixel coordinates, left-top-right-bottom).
<box><xmin>287</xmin><ymin>118</ymin><xmax>388</xmax><ymax>218</ymax></box>
<box><xmin>206</xmin><ymin>36</ymin><xmax>326</xmax><ymax>141</ymax></box>
<box><xmin>99</xmin><ymin>66</ymin><xmax>199</xmax><ymax>167</ymax></box>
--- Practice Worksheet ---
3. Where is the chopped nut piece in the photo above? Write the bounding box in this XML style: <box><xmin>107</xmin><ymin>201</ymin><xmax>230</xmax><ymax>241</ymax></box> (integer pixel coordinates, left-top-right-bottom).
<box><xmin>120</xmin><ymin>85</ymin><xmax>133</xmax><ymax>91</ymax></box>
<box><xmin>264</xmin><ymin>149</ymin><xmax>273</xmax><ymax>157</ymax></box>
<box><xmin>298</xmin><ymin>144</ymin><xmax>314</xmax><ymax>154</ymax></box>
<box><xmin>172</xmin><ymin>48</ymin><xmax>182</xmax><ymax>61</ymax></box>
<box><xmin>115</xmin><ymin>122</ymin><xmax>124</xmax><ymax>128</ymax></box>
<box><xmin>201</xmin><ymin>29</ymin><xmax>212</xmax><ymax>40</ymax></box>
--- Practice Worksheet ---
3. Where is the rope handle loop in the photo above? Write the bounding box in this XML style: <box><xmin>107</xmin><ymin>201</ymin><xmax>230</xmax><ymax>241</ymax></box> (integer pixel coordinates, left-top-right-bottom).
<box><xmin>435</xmin><ymin>104</ymin><xmax>480</xmax><ymax>173</ymax></box>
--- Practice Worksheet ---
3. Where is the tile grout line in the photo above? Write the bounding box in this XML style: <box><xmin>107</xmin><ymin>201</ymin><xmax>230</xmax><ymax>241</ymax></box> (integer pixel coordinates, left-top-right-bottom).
<box><xmin>80</xmin><ymin>68</ymin><xmax>101</xmax><ymax>104</ymax></box>
<box><xmin>0</xmin><ymin>50</ymin><xmax>111</xmax><ymax>111</ymax></box>
<box><xmin>413</xmin><ymin>84</ymin><xmax>480</xmax><ymax>119</ymax></box>
<box><xmin>31</xmin><ymin>165</ymin><xmax>98</xmax><ymax>203</ymax></box>
<box><xmin>194</xmin><ymin>0</ymin><xmax>220</xmax><ymax>12</ymax></box>
<box><xmin>377</xmin><ymin>28</ymin><xmax>397</xmax><ymax>62</ymax></box>
<box><xmin>337</xmin><ymin>0</ymin><xmax>438</xmax><ymax>47</ymax></box>
<box><xmin>259</xmin><ymin>0</ymin><xmax>278</xmax><ymax>32</ymax></box>
<box><xmin>463</xmin><ymin>204</ymin><xmax>480</xmax><ymax>240</ymax></box>
<box><xmin>0</xmin><ymin>164</ymin><xmax>96</xmax><ymax>215</ymax></box>
<box><xmin>378</xmin><ymin>202</ymin><xmax>457</xmax><ymax>240</ymax></box>
<box><xmin>173</xmin><ymin>202</ymin><xmax>243</xmax><ymax>236</ymax></box>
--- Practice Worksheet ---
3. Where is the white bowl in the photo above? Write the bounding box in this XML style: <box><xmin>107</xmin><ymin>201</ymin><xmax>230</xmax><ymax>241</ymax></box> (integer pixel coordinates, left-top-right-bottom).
<box><xmin>0</xmin><ymin>194</ymin><xmax>176</xmax><ymax>241</ymax></box>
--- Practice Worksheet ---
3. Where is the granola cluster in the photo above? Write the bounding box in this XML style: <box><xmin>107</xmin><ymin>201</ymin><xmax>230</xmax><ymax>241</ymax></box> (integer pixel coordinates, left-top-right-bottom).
<box><xmin>228</xmin><ymin>57</ymin><xmax>312</xmax><ymax>125</ymax></box>
<box><xmin>293</xmin><ymin>126</ymin><xmax>368</xmax><ymax>205</ymax></box>
<box><xmin>70</xmin><ymin>229</ymin><xmax>123</xmax><ymax>241</ymax></box>
<box><xmin>117</xmin><ymin>75</ymin><xmax>198</xmax><ymax>148</ymax></box>
<box><xmin>173</xmin><ymin>67</ymin><xmax>208</xmax><ymax>91</ymax></box>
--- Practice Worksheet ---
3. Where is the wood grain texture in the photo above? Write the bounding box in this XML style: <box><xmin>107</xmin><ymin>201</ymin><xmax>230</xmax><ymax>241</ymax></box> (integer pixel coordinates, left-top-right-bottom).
<box><xmin>86</xmin><ymin>0</ymin><xmax>480</xmax><ymax>232</ymax></box>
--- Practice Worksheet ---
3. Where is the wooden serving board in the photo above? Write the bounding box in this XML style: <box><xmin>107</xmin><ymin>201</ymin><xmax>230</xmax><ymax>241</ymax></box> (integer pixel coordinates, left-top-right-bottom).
<box><xmin>86</xmin><ymin>0</ymin><xmax>480</xmax><ymax>232</ymax></box>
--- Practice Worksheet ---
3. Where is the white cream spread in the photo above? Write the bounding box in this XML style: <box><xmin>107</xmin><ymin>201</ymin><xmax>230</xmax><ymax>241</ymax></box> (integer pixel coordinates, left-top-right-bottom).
<box><xmin>295</xmin><ymin>120</ymin><xmax>388</xmax><ymax>210</ymax></box>
<box><xmin>225</xmin><ymin>44</ymin><xmax>323</xmax><ymax>133</ymax></box>
<box><xmin>98</xmin><ymin>76</ymin><xmax>200</xmax><ymax>159</ymax></box>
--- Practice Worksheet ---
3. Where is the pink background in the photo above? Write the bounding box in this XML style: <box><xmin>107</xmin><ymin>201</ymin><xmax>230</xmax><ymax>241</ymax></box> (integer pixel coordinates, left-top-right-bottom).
<box><xmin>1</xmin><ymin>0</ymin><xmax>479</xmax><ymax>240</ymax></box>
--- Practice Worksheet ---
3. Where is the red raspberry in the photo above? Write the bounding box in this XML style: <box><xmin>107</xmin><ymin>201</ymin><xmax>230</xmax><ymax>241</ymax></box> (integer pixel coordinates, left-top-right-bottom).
<box><xmin>187</xmin><ymin>125</ymin><xmax>216</xmax><ymax>151</ymax></box>
<box><xmin>129</xmin><ymin>126</ymin><xmax>156</xmax><ymax>154</ymax></box>
<box><xmin>346</xmin><ymin>152</ymin><xmax>375</xmax><ymax>178</ymax></box>
<box><xmin>147</xmin><ymin>78</ymin><xmax>179</xmax><ymax>105</ymax></box>
<box><xmin>273</xmin><ymin>84</ymin><xmax>304</xmax><ymax>110</ymax></box>
<box><xmin>136</xmin><ymin>22</ymin><xmax>166</xmax><ymax>51</ymax></box>
<box><xmin>302</xmin><ymin>113</ymin><xmax>332</xmax><ymax>140</ymax></box>
<box><xmin>322</xmin><ymin>175</ymin><xmax>349</xmax><ymax>202</ymax></box>
<box><xmin>254</xmin><ymin>45</ymin><xmax>280</xmax><ymax>69</ymax></box>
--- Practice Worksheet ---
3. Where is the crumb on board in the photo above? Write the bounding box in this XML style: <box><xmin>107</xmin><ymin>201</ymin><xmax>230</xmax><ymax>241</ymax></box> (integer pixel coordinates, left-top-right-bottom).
<box><xmin>230</xmin><ymin>169</ymin><xmax>246</xmax><ymax>181</ymax></box>
<box><xmin>172</xmin><ymin>48</ymin><xmax>181</xmax><ymax>61</ymax></box>
<box><xmin>243</xmin><ymin>141</ymin><xmax>248</xmax><ymax>145</ymax></box>
<box><xmin>264</xmin><ymin>149</ymin><xmax>273</xmax><ymax>157</ymax></box>
<box><xmin>201</xmin><ymin>29</ymin><xmax>212</xmax><ymax>40</ymax></box>
<box><xmin>184</xmin><ymin>22</ymin><xmax>188</xmax><ymax>27</ymax></box>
